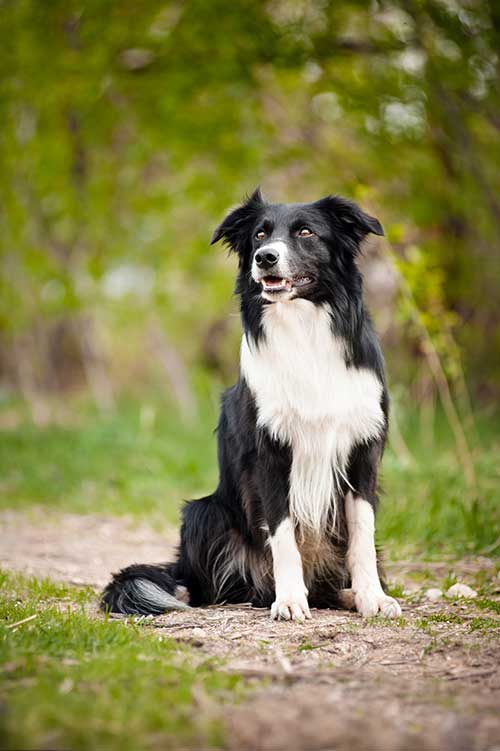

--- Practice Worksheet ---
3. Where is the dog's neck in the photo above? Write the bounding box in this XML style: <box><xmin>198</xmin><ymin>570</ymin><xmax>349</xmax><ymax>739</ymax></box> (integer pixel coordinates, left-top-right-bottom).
<box><xmin>240</xmin><ymin>287</ymin><xmax>365</xmax><ymax>355</ymax></box>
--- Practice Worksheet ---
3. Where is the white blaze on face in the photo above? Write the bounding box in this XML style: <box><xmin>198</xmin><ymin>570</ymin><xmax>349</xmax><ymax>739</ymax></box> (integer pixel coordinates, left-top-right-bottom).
<box><xmin>251</xmin><ymin>240</ymin><xmax>291</xmax><ymax>282</ymax></box>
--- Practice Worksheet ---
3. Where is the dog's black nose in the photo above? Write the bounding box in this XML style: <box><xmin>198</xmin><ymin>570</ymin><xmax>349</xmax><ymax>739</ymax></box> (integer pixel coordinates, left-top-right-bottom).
<box><xmin>255</xmin><ymin>250</ymin><xmax>279</xmax><ymax>269</ymax></box>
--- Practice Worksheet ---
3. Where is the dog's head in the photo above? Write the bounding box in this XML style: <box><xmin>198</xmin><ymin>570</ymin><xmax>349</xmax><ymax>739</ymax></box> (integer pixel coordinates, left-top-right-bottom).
<box><xmin>211</xmin><ymin>188</ymin><xmax>383</xmax><ymax>302</ymax></box>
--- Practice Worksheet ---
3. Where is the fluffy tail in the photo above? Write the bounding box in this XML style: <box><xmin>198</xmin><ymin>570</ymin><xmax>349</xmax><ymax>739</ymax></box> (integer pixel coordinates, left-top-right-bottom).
<box><xmin>101</xmin><ymin>563</ymin><xmax>191</xmax><ymax>615</ymax></box>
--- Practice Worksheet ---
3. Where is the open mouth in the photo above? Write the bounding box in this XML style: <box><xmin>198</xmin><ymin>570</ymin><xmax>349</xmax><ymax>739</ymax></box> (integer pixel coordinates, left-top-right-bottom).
<box><xmin>259</xmin><ymin>275</ymin><xmax>313</xmax><ymax>293</ymax></box>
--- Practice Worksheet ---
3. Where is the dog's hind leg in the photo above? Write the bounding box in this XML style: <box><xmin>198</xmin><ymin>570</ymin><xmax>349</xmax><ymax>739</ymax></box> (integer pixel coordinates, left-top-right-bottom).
<box><xmin>177</xmin><ymin>494</ymin><xmax>255</xmax><ymax>606</ymax></box>
<box><xmin>101</xmin><ymin>494</ymin><xmax>253</xmax><ymax>615</ymax></box>
<box><xmin>100</xmin><ymin>495</ymin><xmax>222</xmax><ymax>615</ymax></box>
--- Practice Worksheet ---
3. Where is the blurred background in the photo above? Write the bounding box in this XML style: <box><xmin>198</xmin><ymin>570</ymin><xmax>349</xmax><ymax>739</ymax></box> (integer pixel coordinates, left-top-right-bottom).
<box><xmin>1</xmin><ymin>0</ymin><xmax>499</xmax><ymax>553</ymax></box>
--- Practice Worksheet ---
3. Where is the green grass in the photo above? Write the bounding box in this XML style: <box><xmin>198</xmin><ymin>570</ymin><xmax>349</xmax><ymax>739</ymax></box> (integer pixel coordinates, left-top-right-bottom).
<box><xmin>468</xmin><ymin>616</ymin><xmax>500</xmax><ymax>632</ymax></box>
<box><xmin>0</xmin><ymin>570</ymin><xmax>242</xmax><ymax>751</ymax></box>
<box><xmin>475</xmin><ymin>598</ymin><xmax>500</xmax><ymax>615</ymax></box>
<box><xmin>386</xmin><ymin>582</ymin><xmax>406</xmax><ymax>598</ymax></box>
<box><xmin>416</xmin><ymin>612</ymin><xmax>464</xmax><ymax>627</ymax></box>
<box><xmin>0</xmin><ymin>397</ymin><xmax>219</xmax><ymax>526</ymax></box>
<box><xmin>415</xmin><ymin>611</ymin><xmax>500</xmax><ymax>633</ymax></box>
<box><xmin>379</xmin><ymin>406</ymin><xmax>500</xmax><ymax>555</ymax></box>
<box><xmin>1</xmin><ymin>395</ymin><xmax>499</xmax><ymax>553</ymax></box>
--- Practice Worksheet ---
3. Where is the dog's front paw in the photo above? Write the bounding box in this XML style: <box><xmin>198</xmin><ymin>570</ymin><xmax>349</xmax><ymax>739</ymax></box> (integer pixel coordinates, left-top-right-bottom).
<box><xmin>354</xmin><ymin>587</ymin><xmax>401</xmax><ymax>618</ymax></box>
<box><xmin>271</xmin><ymin>592</ymin><xmax>311</xmax><ymax>621</ymax></box>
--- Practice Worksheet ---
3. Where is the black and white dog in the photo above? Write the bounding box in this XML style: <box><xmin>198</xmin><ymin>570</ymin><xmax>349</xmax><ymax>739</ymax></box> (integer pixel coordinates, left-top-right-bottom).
<box><xmin>102</xmin><ymin>189</ymin><xmax>401</xmax><ymax>621</ymax></box>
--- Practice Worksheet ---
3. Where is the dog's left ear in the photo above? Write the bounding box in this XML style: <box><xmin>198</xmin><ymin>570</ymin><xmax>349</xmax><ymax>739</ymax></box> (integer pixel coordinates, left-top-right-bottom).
<box><xmin>211</xmin><ymin>187</ymin><xmax>265</xmax><ymax>254</ymax></box>
<box><xmin>315</xmin><ymin>195</ymin><xmax>384</xmax><ymax>244</ymax></box>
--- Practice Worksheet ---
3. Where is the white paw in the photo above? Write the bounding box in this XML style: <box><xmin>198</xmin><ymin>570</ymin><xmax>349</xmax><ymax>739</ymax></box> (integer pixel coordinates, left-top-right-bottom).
<box><xmin>354</xmin><ymin>587</ymin><xmax>402</xmax><ymax>618</ymax></box>
<box><xmin>271</xmin><ymin>592</ymin><xmax>311</xmax><ymax>621</ymax></box>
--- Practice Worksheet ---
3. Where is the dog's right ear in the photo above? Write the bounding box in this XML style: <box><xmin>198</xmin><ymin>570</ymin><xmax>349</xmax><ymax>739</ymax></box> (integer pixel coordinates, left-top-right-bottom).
<box><xmin>210</xmin><ymin>188</ymin><xmax>265</xmax><ymax>254</ymax></box>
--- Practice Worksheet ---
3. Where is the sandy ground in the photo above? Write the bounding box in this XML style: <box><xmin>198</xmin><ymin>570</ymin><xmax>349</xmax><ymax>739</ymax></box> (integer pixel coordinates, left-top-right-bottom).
<box><xmin>0</xmin><ymin>508</ymin><xmax>177</xmax><ymax>587</ymax></box>
<box><xmin>2</xmin><ymin>509</ymin><xmax>500</xmax><ymax>750</ymax></box>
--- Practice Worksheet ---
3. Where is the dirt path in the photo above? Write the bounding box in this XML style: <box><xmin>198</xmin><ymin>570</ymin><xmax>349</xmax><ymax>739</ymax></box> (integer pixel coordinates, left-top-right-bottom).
<box><xmin>2</xmin><ymin>509</ymin><xmax>500</xmax><ymax>750</ymax></box>
<box><xmin>0</xmin><ymin>508</ymin><xmax>177</xmax><ymax>587</ymax></box>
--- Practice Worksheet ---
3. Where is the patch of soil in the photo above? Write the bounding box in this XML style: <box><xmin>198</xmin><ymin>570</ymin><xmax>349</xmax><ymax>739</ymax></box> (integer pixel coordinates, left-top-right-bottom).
<box><xmin>142</xmin><ymin>596</ymin><xmax>500</xmax><ymax>750</ymax></box>
<box><xmin>2</xmin><ymin>509</ymin><xmax>500</xmax><ymax>750</ymax></box>
<box><xmin>0</xmin><ymin>508</ymin><xmax>176</xmax><ymax>587</ymax></box>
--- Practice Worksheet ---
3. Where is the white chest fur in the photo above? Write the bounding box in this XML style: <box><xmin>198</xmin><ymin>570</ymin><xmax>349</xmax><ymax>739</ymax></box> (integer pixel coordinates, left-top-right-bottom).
<box><xmin>240</xmin><ymin>300</ymin><xmax>385</xmax><ymax>534</ymax></box>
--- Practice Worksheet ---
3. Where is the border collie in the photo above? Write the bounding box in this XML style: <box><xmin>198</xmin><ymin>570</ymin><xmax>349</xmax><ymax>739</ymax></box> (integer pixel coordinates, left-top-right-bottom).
<box><xmin>102</xmin><ymin>189</ymin><xmax>401</xmax><ymax>621</ymax></box>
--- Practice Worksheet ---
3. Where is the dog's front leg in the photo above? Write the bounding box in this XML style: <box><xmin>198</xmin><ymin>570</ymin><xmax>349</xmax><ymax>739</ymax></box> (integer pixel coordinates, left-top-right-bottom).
<box><xmin>345</xmin><ymin>442</ymin><xmax>401</xmax><ymax>618</ymax></box>
<box><xmin>257</xmin><ymin>433</ymin><xmax>310</xmax><ymax>621</ymax></box>
<box><xmin>345</xmin><ymin>491</ymin><xmax>401</xmax><ymax>618</ymax></box>
<box><xmin>269</xmin><ymin>516</ymin><xmax>311</xmax><ymax>621</ymax></box>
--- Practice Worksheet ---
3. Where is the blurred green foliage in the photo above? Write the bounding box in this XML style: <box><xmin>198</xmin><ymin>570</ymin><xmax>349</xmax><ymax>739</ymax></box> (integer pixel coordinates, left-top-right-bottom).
<box><xmin>1</xmin><ymin>0</ymin><xmax>500</xmax><ymax>405</ymax></box>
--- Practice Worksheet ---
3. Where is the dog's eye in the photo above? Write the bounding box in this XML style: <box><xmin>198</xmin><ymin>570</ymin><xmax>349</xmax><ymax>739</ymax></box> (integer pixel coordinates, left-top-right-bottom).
<box><xmin>298</xmin><ymin>227</ymin><xmax>314</xmax><ymax>237</ymax></box>
<box><xmin>255</xmin><ymin>230</ymin><xmax>266</xmax><ymax>240</ymax></box>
